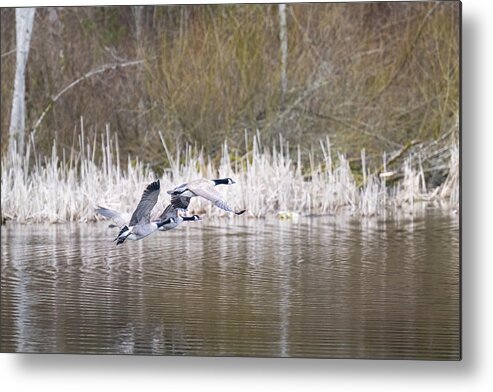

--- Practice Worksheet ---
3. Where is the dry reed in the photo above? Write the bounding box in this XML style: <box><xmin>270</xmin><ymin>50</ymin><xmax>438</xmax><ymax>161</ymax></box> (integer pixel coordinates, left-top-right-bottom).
<box><xmin>1</xmin><ymin>124</ymin><xmax>459</xmax><ymax>224</ymax></box>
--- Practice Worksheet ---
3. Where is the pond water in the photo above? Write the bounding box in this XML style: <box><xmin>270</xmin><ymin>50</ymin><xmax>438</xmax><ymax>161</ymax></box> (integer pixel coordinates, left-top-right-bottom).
<box><xmin>1</xmin><ymin>209</ymin><xmax>460</xmax><ymax>359</ymax></box>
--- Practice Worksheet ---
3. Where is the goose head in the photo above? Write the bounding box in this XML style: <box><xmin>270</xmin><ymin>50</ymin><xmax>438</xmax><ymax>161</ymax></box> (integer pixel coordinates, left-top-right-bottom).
<box><xmin>213</xmin><ymin>177</ymin><xmax>235</xmax><ymax>186</ymax></box>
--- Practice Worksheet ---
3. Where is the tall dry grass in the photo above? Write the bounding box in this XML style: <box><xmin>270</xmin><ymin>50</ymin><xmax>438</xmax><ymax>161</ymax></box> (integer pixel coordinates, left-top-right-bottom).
<box><xmin>1</xmin><ymin>122</ymin><xmax>459</xmax><ymax>224</ymax></box>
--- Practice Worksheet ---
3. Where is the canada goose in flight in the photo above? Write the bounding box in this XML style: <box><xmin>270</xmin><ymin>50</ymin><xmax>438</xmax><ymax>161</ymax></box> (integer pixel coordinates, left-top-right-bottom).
<box><xmin>167</xmin><ymin>178</ymin><xmax>246</xmax><ymax>215</ymax></box>
<box><xmin>97</xmin><ymin>204</ymin><xmax>200</xmax><ymax>232</ymax></box>
<box><xmin>100</xmin><ymin>180</ymin><xmax>173</xmax><ymax>245</ymax></box>
<box><xmin>156</xmin><ymin>204</ymin><xmax>201</xmax><ymax>231</ymax></box>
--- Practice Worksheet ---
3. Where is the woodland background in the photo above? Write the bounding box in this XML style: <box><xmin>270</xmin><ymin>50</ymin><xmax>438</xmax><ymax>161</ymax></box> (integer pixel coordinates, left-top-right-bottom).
<box><xmin>0</xmin><ymin>3</ymin><xmax>460</xmax><ymax>171</ymax></box>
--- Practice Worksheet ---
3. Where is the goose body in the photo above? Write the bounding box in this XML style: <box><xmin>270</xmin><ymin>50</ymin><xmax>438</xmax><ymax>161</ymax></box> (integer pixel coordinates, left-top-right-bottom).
<box><xmin>156</xmin><ymin>204</ymin><xmax>201</xmax><ymax>231</ymax></box>
<box><xmin>96</xmin><ymin>204</ymin><xmax>199</xmax><ymax>231</ymax></box>
<box><xmin>96</xmin><ymin>191</ymin><xmax>200</xmax><ymax>239</ymax></box>
<box><xmin>96</xmin><ymin>179</ymin><xmax>173</xmax><ymax>245</ymax></box>
<box><xmin>115</xmin><ymin>220</ymin><xmax>172</xmax><ymax>245</ymax></box>
<box><xmin>167</xmin><ymin>178</ymin><xmax>246</xmax><ymax>215</ymax></box>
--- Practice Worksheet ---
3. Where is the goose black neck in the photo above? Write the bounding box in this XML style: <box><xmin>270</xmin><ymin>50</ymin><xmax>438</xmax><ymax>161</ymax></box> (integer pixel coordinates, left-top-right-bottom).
<box><xmin>116</xmin><ymin>225</ymin><xmax>129</xmax><ymax>238</ymax></box>
<box><xmin>213</xmin><ymin>178</ymin><xmax>230</xmax><ymax>186</ymax></box>
<box><xmin>157</xmin><ymin>218</ymin><xmax>172</xmax><ymax>228</ymax></box>
<box><xmin>182</xmin><ymin>216</ymin><xmax>197</xmax><ymax>221</ymax></box>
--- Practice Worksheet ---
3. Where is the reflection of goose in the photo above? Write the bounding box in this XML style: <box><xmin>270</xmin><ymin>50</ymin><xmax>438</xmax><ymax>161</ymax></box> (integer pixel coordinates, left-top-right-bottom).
<box><xmin>167</xmin><ymin>178</ymin><xmax>246</xmax><ymax>215</ymax></box>
<box><xmin>97</xmin><ymin>180</ymin><xmax>173</xmax><ymax>245</ymax></box>
<box><xmin>156</xmin><ymin>204</ymin><xmax>201</xmax><ymax>231</ymax></box>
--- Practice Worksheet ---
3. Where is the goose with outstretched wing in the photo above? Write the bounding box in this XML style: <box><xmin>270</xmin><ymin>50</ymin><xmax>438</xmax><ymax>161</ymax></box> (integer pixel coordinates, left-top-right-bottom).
<box><xmin>167</xmin><ymin>178</ymin><xmax>246</xmax><ymax>215</ymax></box>
<box><xmin>96</xmin><ymin>180</ymin><xmax>173</xmax><ymax>245</ymax></box>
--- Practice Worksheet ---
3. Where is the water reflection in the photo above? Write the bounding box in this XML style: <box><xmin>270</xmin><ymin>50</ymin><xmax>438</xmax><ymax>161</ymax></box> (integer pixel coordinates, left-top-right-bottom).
<box><xmin>1</xmin><ymin>209</ymin><xmax>460</xmax><ymax>359</ymax></box>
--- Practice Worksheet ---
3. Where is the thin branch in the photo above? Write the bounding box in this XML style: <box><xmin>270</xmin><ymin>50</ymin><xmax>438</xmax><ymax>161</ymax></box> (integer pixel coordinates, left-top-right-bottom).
<box><xmin>1</xmin><ymin>48</ymin><xmax>17</xmax><ymax>58</ymax></box>
<box><xmin>375</xmin><ymin>3</ymin><xmax>440</xmax><ymax>97</ymax></box>
<box><xmin>31</xmin><ymin>60</ymin><xmax>144</xmax><ymax>134</ymax></box>
<box><xmin>293</xmin><ymin>107</ymin><xmax>403</xmax><ymax>149</ymax></box>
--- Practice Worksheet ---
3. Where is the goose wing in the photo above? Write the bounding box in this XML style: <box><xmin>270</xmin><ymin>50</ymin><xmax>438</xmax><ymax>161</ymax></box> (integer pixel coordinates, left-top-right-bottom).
<box><xmin>212</xmin><ymin>199</ymin><xmax>235</xmax><ymax>213</ymax></box>
<box><xmin>129</xmin><ymin>180</ymin><xmax>160</xmax><ymax>226</ymax></box>
<box><xmin>167</xmin><ymin>179</ymin><xmax>212</xmax><ymax>195</ymax></box>
<box><xmin>166</xmin><ymin>182</ymin><xmax>188</xmax><ymax>195</ymax></box>
<box><xmin>170</xmin><ymin>194</ymin><xmax>192</xmax><ymax>210</ymax></box>
<box><xmin>189</xmin><ymin>184</ymin><xmax>235</xmax><ymax>213</ymax></box>
<box><xmin>96</xmin><ymin>206</ymin><xmax>128</xmax><ymax>228</ymax></box>
<box><xmin>158</xmin><ymin>203</ymin><xmax>178</xmax><ymax>221</ymax></box>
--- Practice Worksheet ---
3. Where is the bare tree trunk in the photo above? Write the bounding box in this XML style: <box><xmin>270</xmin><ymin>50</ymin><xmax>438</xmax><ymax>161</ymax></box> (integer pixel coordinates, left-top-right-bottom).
<box><xmin>133</xmin><ymin>6</ymin><xmax>144</xmax><ymax>53</ymax></box>
<box><xmin>132</xmin><ymin>5</ymin><xmax>146</xmax><ymax>153</ymax></box>
<box><xmin>278</xmin><ymin>4</ymin><xmax>288</xmax><ymax>110</ymax></box>
<box><xmin>8</xmin><ymin>8</ymin><xmax>36</xmax><ymax>157</ymax></box>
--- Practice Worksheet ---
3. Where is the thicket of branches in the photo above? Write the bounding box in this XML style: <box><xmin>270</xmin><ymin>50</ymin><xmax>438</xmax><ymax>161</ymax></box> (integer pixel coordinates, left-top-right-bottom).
<box><xmin>1</xmin><ymin>3</ymin><xmax>459</xmax><ymax>169</ymax></box>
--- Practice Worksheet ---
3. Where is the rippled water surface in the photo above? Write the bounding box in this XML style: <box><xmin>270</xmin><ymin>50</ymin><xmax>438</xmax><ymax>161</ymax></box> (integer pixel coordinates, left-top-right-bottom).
<box><xmin>1</xmin><ymin>210</ymin><xmax>460</xmax><ymax>359</ymax></box>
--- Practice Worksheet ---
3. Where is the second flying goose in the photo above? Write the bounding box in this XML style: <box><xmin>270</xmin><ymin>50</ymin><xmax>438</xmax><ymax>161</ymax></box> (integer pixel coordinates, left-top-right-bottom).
<box><xmin>167</xmin><ymin>178</ymin><xmax>246</xmax><ymax>215</ymax></box>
